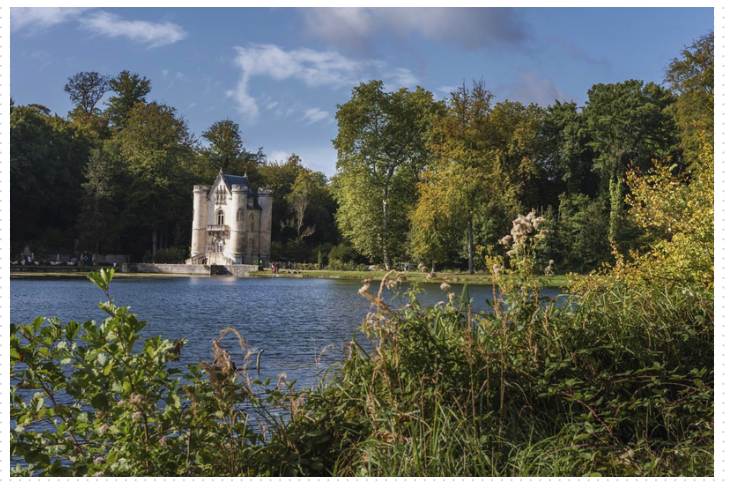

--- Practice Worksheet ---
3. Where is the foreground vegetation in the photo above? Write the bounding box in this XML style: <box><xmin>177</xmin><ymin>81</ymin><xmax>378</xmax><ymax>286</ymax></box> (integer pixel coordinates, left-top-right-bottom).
<box><xmin>11</xmin><ymin>138</ymin><xmax>713</xmax><ymax>475</ymax></box>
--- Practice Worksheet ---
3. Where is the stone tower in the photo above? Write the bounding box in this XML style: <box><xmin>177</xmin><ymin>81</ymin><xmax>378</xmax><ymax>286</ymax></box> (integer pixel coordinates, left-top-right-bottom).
<box><xmin>191</xmin><ymin>185</ymin><xmax>210</xmax><ymax>258</ymax></box>
<box><xmin>229</xmin><ymin>184</ymin><xmax>247</xmax><ymax>263</ymax></box>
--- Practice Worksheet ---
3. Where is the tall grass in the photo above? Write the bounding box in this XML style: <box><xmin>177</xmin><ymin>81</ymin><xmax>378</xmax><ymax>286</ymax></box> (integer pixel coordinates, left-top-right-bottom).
<box><xmin>11</xmin><ymin>254</ymin><xmax>713</xmax><ymax>476</ymax></box>
<box><xmin>269</xmin><ymin>267</ymin><xmax>712</xmax><ymax>477</ymax></box>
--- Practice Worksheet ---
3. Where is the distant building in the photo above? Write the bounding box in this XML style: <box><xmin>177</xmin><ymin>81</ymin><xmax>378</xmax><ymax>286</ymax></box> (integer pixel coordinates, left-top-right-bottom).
<box><xmin>190</xmin><ymin>170</ymin><xmax>273</xmax><ymax>266</ymax></box>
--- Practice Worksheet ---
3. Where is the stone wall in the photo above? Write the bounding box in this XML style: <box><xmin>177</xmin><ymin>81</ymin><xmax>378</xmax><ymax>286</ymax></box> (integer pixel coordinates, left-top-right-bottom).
<box><xmin>122</xmin><ymin>263</ymin><xmax>209</xmax><ymax>275</ymax></box>
<box><xmin>121</xmin><ymin>263</ymin><xmax>261</xmax><ymax>277</ymax></box>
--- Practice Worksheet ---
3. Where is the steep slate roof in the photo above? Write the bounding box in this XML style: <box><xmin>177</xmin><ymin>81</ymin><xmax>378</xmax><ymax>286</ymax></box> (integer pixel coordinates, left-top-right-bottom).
<box><xmin>220</xmin><ymin>173</ymin><xmax>262</xmax><ymax>210</ymax></box>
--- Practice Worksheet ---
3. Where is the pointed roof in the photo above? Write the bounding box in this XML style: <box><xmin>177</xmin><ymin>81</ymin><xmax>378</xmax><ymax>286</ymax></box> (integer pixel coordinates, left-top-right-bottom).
<box><xmin>208</xmin><ymin>170</ymin><xmax>261</xmax><ymax>209</ymax></box>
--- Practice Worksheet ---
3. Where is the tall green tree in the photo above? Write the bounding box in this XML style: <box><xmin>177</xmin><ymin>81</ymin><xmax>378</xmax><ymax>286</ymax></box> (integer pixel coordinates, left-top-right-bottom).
<box><xmin>665</xmin><ymin>31</ymin><xmax>713</xmax><ymax>167</ymax></box>
<box><xmin>116</xmin><ymin>102</ymin><xmax>196</xmax><ymax>257</ymax></box>
<box><xmin>65</xmin><ymin>72</ymin><xmax>111</xmax><ymax>122</ymax></box>
<box><xmin>333</xmin><ymin>81</ymin><xmax>439</xmax><ymax>269</ymax></box>
<box><xmin>539</xmin><ymin>101</ymin><xmax>598</xmax><ymax>200</ymax></box>
<box><xmin>10</xmin><ymin>105</ymin><xmax>92</xmax><ymax>251</ymax></box>
<box><xmin>105</xmin><ymin>71</ymin><xmax>152</xmax><ymax>130</ymax></box>
<box><xmin>582</xmin><ymin>80</ymin><xmax>678</xmax><ymax>242</ymax></box>
<box><xmin>201</xmin><ymin>119</ymin><xmax>265</xmax><ymax>181</ymax></box>
<box><xmin>77</xmin><ymin>145</ymin><xmax>120</xmax><ymax>257</ymax></box>
<box><xmin>414</xmin><ymin>81</ymin><xmax>494</xmax><ymax>274</ymax></box>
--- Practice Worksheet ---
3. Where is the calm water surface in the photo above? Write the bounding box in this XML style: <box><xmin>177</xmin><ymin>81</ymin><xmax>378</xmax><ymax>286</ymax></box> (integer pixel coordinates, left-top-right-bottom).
<box><xmin>11</xmin><ymin>277</ymin><xmax>562</xmax><ymax>388</ymax></box>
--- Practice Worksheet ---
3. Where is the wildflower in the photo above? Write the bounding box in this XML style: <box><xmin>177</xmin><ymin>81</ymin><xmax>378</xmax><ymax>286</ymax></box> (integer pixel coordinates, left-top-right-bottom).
<box><xmin>448</xmin><ymin>292</ymin><xmax>456</xmax><ymax>301</ymax></box>
<box><xmin>98</xmin><ymin>424</ymin><xmax>109</xmax><ymax>434</ymax></box>
<box><xmin>498</xmin><ymin>235</ymin><xmax>512</xmax><ymax>246</ymax></box>
<box><xmin>91</xmin><ymin>472</ymin><xmax>104</xmax><ymax>477</ymax></box>
<box><xmin>492</xmin><ymin>264</ymin><xmax>502</xmax><ymax>275</ymax></box>
<box><xmin>132</xmin><ymin>411</ymin><xmax>142</xmax><ymax>421</ymax></box>
<box><xmin>440</xmin><ymin>282</ymin><xmax>451</xmax><ymax>292</ymax></box>
<box><xmin>159</xmin><ymin>436</ymin><xmax>167</xmax><ymax>446</ymax></box>
<box><xmin>435</xmin><ymin>301</ymin><xmax>445</xmax><ymax>307</ymax></box>
<box><xmin>94</xmin><ymin>457</ymin><xmax>105</xmax><ymax>465</ymax></box>
<box><xmin>116</xmin><ymin>400</ymin><xmax>125</xmax><ymax>407</ymax></box>
<box><xmin>358</xmin><ymin>279</ymin><xmax>371</xmax><ymax>295</ymax></box>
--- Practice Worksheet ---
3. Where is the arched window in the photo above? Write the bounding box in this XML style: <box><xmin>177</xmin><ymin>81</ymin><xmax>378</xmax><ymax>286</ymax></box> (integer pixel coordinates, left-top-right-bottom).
<box><xmin>249</xmin><ymin>218</ymin><xmax>254</xmax><ymax>232</ymax></box>
<box><xmin>217</xmin><ymin>210</ymin><xmax>224</xmax><ymax>226</ymax></box>
<box><xmin>237</xmin><ymin>208</ymin><xmax>244</xmax><ymax>222</ymax></box>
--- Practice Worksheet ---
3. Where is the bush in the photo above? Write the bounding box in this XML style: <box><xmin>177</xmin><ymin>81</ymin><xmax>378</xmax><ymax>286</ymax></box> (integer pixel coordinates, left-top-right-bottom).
<box><xmin>152</xmin><ymin>247</ymin><xmax>188</xmax><ymax>264</ymax></box>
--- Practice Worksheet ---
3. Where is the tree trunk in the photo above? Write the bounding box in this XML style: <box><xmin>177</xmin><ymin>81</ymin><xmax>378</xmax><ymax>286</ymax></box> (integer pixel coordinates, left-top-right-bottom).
<box><xmin>152</xmin><ymin>229</ymin><xmax>158</xmax><ymax>257</ymax></box>
<box><xmin>382</xmin><ymin>191</ymin><xmax>391</xmax><ymax>270</ymax></box>
<box><xmin>431</xmin><ymin>260</ymin><xmax>436</xmax><ymax>273</ymax></box>
<box><xmin>468</xmin><ymin>214</ymin><xmax>474</xmax><ymax>275</ymax></box>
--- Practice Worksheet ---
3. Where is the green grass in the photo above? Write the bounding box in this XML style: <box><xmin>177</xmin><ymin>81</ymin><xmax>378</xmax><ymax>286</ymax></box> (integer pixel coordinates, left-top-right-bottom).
<box><xmin>249</xmin><ymin>269</ymin><xmax>573</xmax><ymax>287</ymax></box>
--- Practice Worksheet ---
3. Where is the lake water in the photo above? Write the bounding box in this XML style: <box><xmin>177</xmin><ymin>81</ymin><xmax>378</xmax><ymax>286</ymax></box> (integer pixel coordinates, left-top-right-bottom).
<box><xmin>10</xmin><ymin>276</ymin><xmax>562</xmax><ymax>389</ymax></box>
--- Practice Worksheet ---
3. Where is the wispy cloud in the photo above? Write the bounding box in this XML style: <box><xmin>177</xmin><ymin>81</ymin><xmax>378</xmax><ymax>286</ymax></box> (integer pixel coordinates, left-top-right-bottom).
<box><xmin>506</xmin><ymin>70</ymin><xmax>572</xmax><ymax>106</ymax></box>
<box><xmin>301</xmin><ymin>7</ymin><xmax>530</xmax><ymax>52</ymax></box>
<box><xmin>437</xmin><ymin>85</ymin><xmax>459</xmax><ymax>97</ymax></box>
<box><xmin>268</xmin><ymin>150</ymin><xmax>292</xmax><ymax>163</ymax></box>
<box><xmin>79</xmin><ymin>11</ymin><xmax>187</xmax><ymax>48</ymax></box>
<box><xmin>301</xmin><ymin>108</ymin><xmax>331</xmax><ymax>125</ymax></box>
<box><xmin>227</xmin><ymin>43</ymin><xmax>418</xmax><ymax>120</ymax></box>
<box><xmin>10</xmin><ymin>7</ymin><xmax>92</xmax><ymax>33</ymax></box>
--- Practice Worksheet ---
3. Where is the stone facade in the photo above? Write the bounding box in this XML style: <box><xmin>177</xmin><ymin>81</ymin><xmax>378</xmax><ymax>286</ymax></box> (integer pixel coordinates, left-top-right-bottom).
<box><xmin>190</xmin><ymin>170</ymin><xmax>273</xmax><ymax>266</ymax></box>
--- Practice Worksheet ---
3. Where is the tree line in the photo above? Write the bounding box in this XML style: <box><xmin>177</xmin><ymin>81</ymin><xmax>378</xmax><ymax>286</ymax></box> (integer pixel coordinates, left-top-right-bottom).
<box><xmin>333</xmin><ymin>31</ymin><xmax>712</xmax><ymax>273</ymax></box>
<box><xmin>11</xmin><ymin>71</ymin><xmax>337</xmax><ymax>263</ymax></box>
<box><xmin>11</xmin><ymin>31</ymin><xmax>712</xmax><ymax>273</ymax></box>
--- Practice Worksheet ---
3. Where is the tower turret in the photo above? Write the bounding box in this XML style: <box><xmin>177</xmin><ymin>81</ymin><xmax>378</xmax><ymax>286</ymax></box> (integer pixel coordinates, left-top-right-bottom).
<box><xmin>191</xmin><ymin>185</ymin><xmax>210</xmax><ymax>258</ymax></box>
<box><xmin>229</xmin><ymin>184</ymin><xmax>247</xmax><ymax>263</ymax></box>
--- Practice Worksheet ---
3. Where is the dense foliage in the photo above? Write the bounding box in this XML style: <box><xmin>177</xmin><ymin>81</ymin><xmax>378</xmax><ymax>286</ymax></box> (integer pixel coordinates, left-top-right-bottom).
<box><xmin>10</xmin><ymin>32</ymin><xmax>713</xmax><ymax>274</ymax></box>
<box><xmin>11</xmin><ymin>140</ymin><xmax>714</xmax><ymax>473</ymax></box>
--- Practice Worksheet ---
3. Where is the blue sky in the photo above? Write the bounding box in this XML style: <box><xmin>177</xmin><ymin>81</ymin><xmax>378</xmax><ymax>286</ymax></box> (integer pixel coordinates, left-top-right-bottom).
<box><xmin>10</xmin><ymin>7</ymin><xmax>713</xmax><ymax>177</ymax></box>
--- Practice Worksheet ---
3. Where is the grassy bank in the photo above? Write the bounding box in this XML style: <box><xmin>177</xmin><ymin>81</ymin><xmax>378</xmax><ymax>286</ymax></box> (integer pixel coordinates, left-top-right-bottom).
<box><xmin>12</xmin><ymin>268</ymin><xmax>573</xmax><ymax>287</ymax></box>
<box><xmin>10</xmin><ymin>271</ymin><xmax>211</xmax><ymax>280</ymax></box>
<box><xmin>249</xmin><ymin>269</ymin><xmax>573</xmax><ymax>287</ymax></box>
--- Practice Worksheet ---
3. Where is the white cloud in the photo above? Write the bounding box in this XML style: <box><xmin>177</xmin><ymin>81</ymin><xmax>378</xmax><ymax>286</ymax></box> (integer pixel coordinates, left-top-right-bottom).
<box><xmin>228</xmin><ymin>43</ymin><xmax>418</xmax><ymax>120</ymax></box>
<box><xmin>79</xmin><ymin>11</ymin><xmax>187</xmax><ymax>48</ymax></box>
<box><xmin>301</xmin><ymin>7</ymin><xmax>530</xmax><ymax>52</ymax></box>
<box><xmin>300</xmin><ymin>8</ymin><xmax>374</xmax><ymax>52</ymax></box>
<box><xmin>11</xmin><ymin>7</ymin><xmax>92</xmax><ymax>33</ymax></box>
<box><xmin>507</xmin><ymin>71</ymin><xmax>572</xmax><ymax>106</ymax></box>
<box><xmin>268</xmin><ymin>151</ymin><xmax>292</xmax><ymax>163</ymax></box>
<box><xmin>384</xmin><ymin>67</ymin><xmax>419</xmax><ymax>91</ymax></box>
<box><xmin>301</xmin><ymin>108</ymin><xmax>331</xmax><ymax>125</ymax></box>
<box><xmin>437</xmin><ymin>85</ymin><xmax>459</xmax><ymax>97</ymax></box>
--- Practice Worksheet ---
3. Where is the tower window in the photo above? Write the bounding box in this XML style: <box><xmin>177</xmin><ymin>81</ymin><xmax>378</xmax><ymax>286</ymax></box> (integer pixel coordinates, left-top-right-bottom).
<box><xmin>217</xmin><ymin>210</ymin><xmax>225</xmax><ymax>226</ymax></box>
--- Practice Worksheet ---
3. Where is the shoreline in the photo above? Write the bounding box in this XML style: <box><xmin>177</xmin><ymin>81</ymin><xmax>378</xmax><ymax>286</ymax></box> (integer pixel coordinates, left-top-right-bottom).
<box><xmin>11</xmin><ymin>269</ymin><xmax>574</xmax><ymax>287</ymax></box>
